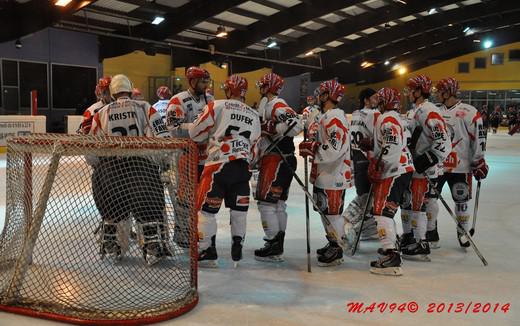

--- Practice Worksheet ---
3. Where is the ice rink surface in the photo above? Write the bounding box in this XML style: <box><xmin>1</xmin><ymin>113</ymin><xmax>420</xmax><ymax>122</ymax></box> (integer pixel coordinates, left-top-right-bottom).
<box><xmin>0</xmin><ymin>132</ymin><xmax>519</xmax><ymax>326</ymax></box>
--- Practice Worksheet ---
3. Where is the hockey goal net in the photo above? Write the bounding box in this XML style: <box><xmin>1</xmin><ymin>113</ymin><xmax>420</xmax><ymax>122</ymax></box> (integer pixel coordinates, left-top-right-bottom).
<box><xmin>0</xmin><ymin>134</ymin><xmax>199</xmax><ymax>325</ymax></box>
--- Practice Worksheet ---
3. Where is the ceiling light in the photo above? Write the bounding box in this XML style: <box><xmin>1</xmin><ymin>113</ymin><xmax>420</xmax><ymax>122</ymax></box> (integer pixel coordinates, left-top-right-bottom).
<box><xmin>266</xmin><ymin>38</ymin><xmax>277</xmax><ymax>48</ymax></box>
<box><xmin>392</xmin><ymin>64</ymin><xmax>400</xmax><ymax>70</ymax></box>
<box><xmin>448</xmin><ymin>23</ymin><xmax>453</xmax><ymax>27</ymax></box>
<box><xmin>465</xmin><ymin>28</ymin><xmax>474</xmax><ymax>36</ymax></box>
<box><xmin>483</xmin><ymin>39</ymin><xmax>493</xmax><ymax>49</ymax></box>
<box><xmin>398</xmin><ymin>66</ymin><xmax>407</xmax><ymax>75</ymax></box>
<box><xmin>361</xmin><ymin>61</ymin><xmax>374</xmax><ymax>68</ymax></box>
<box><xmin>463</xmin><ymin>26</ymin><xmax>470</xmax><ymax>33</ymax></box>
<box><xmin>216</xmin><ymin>26</ymin><xmax>228</xmax><ymax>38</ymax></box>
<box><xmin>55</xmin><ymin>0</ymin><xmax>73</xmax><ymax>6</ymax></box>
<box><xmin>220</xmin><ymin>62</ymin><xmax>228</xmax><ymax>69</ymax></box>
<box><xmin>394</xmin><ymin>0</ymin><xmax>407</xmax><ymax>4</ymax></box>
<box><xmin>305</xmin><ymin>50</ymin><xmax>314</xmax><ymax>56</ymax></box>
<box><xmin>473</xmin><ymin>39</ymin><xmax>481</xmax><ymax>43</ymax></box>
<box><xmin>151</xmin><ymin>16</ymin><xmax>165</xmax><ymax>25</ymax></box>
<box><xmin>428</xmin><ymin>8</ymin><xmax>437</xmax><ymax>15</ymax></box>
<box><xmin>384</xmin><ymin>60</ymin><xmax>390</xmax><ymax>65</ymax></box>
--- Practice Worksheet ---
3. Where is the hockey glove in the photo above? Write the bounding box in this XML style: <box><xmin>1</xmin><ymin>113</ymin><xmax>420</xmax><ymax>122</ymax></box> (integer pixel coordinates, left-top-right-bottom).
<box><xmin>471</xmin><ymin>158</ymin><xmax>489</xmax><ymax>180</ymax></box>
<box><xmin>261</xmin><ymin>120</ymin><xmax>277</xmax><ymax>136</ymax></box>
<box><xmin>368</xmin><ymin>157</ymin><xmax>384</xmax><ymax>184</ymax></box>
<box><xmin>299</xmin><ymin>141</ymin><xmax>319</xmax><ymax>158</ymax></box>
<box><xmin>359</xmin><ymin>137</ymin><xmax>373</xmax><ymax>152</ymax></box>
<box><xmin>414</xmin><ymin>151</ymin><xmax>439</xmax><ymax>174</ymax></box>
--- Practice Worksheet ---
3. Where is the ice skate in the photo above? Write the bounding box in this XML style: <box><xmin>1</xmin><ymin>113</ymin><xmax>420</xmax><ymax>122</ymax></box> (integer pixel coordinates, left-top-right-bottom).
<box><xmin>426</xmin><ymin>226</ymin><xmax>440</xmax><ymax>249</ymax></box>
<box><xmin>198</xmin><ymin>246</ymin><xmax>218</xmax><ymax>268</ymax></box>
<box><xmin>402</xmin><ymin>240</ymin><xmax>431</xmax><ymax>262</ymax></box>
<box><xmin>370</xmin><ymin>249</ymin><xmax>403</xmax><ymax>276</ymax></box>
<box><xmin>317</xmin><ymin>242</ymin><xmax>344</xmax><ymax>267</ymax></box>
<box><xmin>457</xmin><ymin>229</ymin><xmax>470</xmax><ymax>248</ymax></box>
<box><xmin>231</xmin><ymin>236</ymin><xmax>243</xmax><ymax>268</ymax></box>
<box><xmin>254</xmin><ymin>231</ymin><xmax>284</xmax><ymax>262</ymax></box>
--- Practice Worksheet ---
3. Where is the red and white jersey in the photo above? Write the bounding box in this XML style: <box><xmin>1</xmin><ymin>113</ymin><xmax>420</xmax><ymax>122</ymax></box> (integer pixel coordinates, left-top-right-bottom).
<box><xmin>152</xmin><ymin>99</ymin><xmax>170</xmax><ymax>122</ymax></box>
<box><xmin>257</xmin><ymin>96</ymin><xmax>303</xmax><ymax>155</ymax></box>
<box><xmin>408</xmin><ymin>100</ymin><xmax>452</xmax><ymax>177</ymax></box>
<box><xmin>189</xmin><ymin>99</ymin><xmax>261</xmax><ymax>166</ymax></box>
<box><xmin>310</xmin><ymin>108</ymin><xmax>352</xmax><ymax>190</ymax></box>
<box><xmin>440</xmin><ymin>101</ymin><xmax>486</xmax><ymax>173</ymax></box>
<box><xmin>78</xmin><ymin>100</ymin><xmax>105</xmax><ymax>134</ymax></box>
<box><xmin>90</xmin><ymin>97</ymin><xmax>168</xmax><ymax>138</ymax></box>
<box><xmin>302</xmin><ymin>105</ymin><xmax>321</xmax><ymax>129</ymax></box>
<box><xmin>165</xmin><ymin>90</ymin><xmax>214</xmax><ymax>138</ymax></box>
<box><xmin>373</xmin><ymin>110</ymin><xmax>414</xmax><ymax>179</ymax></box>
<box><xmin>349</xmin><ymin>107</ymin><xmax>380</xmax><ymax>156</ymax></box>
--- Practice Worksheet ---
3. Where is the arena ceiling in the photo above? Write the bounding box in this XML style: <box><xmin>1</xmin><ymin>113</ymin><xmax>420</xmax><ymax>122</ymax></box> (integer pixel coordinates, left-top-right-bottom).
<box><xmin>2</xmin><ymin>0</ymin><xmax>520</xmax><ymax>84</ymax></box>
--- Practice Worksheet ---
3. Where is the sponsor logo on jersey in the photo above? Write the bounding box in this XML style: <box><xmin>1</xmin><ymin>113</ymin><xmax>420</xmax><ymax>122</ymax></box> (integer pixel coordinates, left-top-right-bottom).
<box><xmin>205</xmin><ymin>197</ymin><xmax>223</xmax><ymax>209</ymax></box>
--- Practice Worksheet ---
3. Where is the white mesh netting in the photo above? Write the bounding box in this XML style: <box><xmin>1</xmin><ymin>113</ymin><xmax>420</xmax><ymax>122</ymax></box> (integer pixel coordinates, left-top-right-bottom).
<box><xmin>0</xmin><ymin>134</ymin><xmax>199</xmax><ymax>324</ymax></box>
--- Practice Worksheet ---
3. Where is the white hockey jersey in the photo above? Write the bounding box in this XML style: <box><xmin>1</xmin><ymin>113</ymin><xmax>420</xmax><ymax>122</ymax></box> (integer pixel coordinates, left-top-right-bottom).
<box><xmin>302</xmin><ymin>105</ymin><xmax>321</xmax><ymax>130</ymax></box>
<box><xmin>78</xmin><ymin>100</ymin><xmax>106</xmax><ymax>134</ymax></box>
<box><xmin>373</xmin><ymin>110</ymin><xmax>414</xmax><ymax>179</ymax></box>
<box><xmin>440</xmin><ymin>101</ymin><xmax>486</xmax><ymax>173</ymax></box>
<box><xmin>165</xmin><ymin>90</ymin><xmax>214</xmax><ymax>138</ymax></box>
<box><xmin>310</xmin><ymin>108</ymin><xmax>352</xmax><ymax>190</ymax></box>
<box><xmin>90</xmin><ymin>97</ymin><xmax>168</xmax><ymax>138</ymax></box>
<box><xmin>257</xmin><ymin>96</ymin><xmax>303</xmax><ymax>155</ymax></box>
<box><xmin>152</xmin><ymin>99</ymin><xmax>170</xmax><ymax>122</ymax></box>
<box><xmin>189</xmin><ymin>99</ymin><xmax>261</xmax><ymax>166</ymax></box>
<box><xmin>408</xmin><ymin>100</ymin><xmax>452</xmax><ymax>177</ymax></box>
<box><xmin>349</xmin><ymin>107</ymin><xmax>380</xmax><ymax>157</ymax></box>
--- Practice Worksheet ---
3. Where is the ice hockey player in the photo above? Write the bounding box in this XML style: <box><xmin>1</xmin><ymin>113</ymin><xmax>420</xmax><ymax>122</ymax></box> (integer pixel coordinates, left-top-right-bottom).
<box><xmin>152</xmin><ymin>86</ymin><xmax>172</xmax><ymax>122</ymax></box>
<box><xmin>189</xmin><ymin>75</ymin><xmax>261</xmax><ymax>267</ymax></box>
<box><xmin>302</xmin><ymin>95</ymin><xmax>320</xmax><ymax>127</ymax></box>
<box><xmin>78</xmin><ymin>77</ymin><xmax>112</xmax><ymax>134</ymax></box>
<box><xmin>343</xmin><ymin>88</ymin><xmax>380</xmax><ymax>247</ymax></box>
<box><xmin>400</xmin><ymin>75</ymin><xmax>451</xmax><ymax>261</ymax></box>
<box><xmin>165</xmin><ymin>67</ymin><xmax>214</xmax><ymax>248</ymax></box>
<box><xmin>254</xmin><ymin>72</ymin><xmax>303</xmax><ymax>262</ymax></box>
<box><xmin>90</xmin><ymin>74</ymin><xmax>170</xmax><ymax>265</ymax></box>
<box><xmin>433</xmin><ymin>77</ymin><xmax>488</xmax><ymax>247</ymax></box>
<box><xmin>166</xmin><ymin>66</ymin><xmax>214</xmax><ymax>175</ymax></box>
<box><xmin>299</xmin><ymin>80</ymin><xmax>352</xmax><ymax>266</ymax></box>
<box><xmin>368</xmin><ymin>87</ymin><xmax>414</xmax><ymax>276</ymax></box>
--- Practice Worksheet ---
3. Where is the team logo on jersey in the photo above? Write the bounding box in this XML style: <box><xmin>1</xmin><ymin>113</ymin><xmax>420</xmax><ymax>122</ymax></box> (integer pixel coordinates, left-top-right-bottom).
<box><xmin>236</xmin><ymin>195</ymin><xmax>250</xmax><ymax>206</ymax></box>
<box><xmin>452</xmin><ymin>182</ymin><xmax>469</xmax><ymax>201</ymax></box>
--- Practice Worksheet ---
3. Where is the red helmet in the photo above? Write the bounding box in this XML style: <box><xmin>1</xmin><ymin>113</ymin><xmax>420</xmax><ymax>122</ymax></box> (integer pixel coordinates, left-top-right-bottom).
<box><xmin>186</xmin><ymin>66</ymin><xmax>210</xmax><ymax>81</ymax></box>
<box><xmin>95</xmin><ymin>76</ymin><xmax>111</xmax><ymax>97</ymax></box>
<box><xmin>257</xmin><ymin>72</ymin><xmax>284</xmax><ymax>95</ymax></box>
<box><xmin>436</xmin><ymin>77</ymin><xmax>459</xmax><ymax>96</ymax></box>
<box><xmin>406</xmin><ymin>75</ymin><xmax>432</xmax><ymax>94</ymax></box>
<box><xmin>319</xmin><ymin>79</ymin><xmax>345</xmax><ymax>103</ymax></box>
<box><xmin>377</xmin><ymin>87</ymin><xmax>401</xmax><ymax>110</ymax></box>
<box><xmin>156</xmin><ymin>86</ymin><xmax>171</xmax><ymax>100</ymax></box>
<box><xmin>223</xmin><ymin>75</ymin><xmax>248</xmax><ymax>98</ymax></box>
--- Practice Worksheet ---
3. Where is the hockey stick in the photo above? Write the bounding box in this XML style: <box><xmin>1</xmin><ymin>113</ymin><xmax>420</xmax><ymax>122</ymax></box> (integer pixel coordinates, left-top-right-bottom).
<box><xmin>423</xmin><ymin>174</ymin><xmax>488</xmax><ymax>266</ymax></box>
<box><xmin>266</xmin><ymin>136</ymin><xmax>347</xmax><ymax>250</ymax></box>
<box><xmin>469</xmin><ymin>180</ymin><xmax>481</xmax><ymax>236</ymax></box>
<box><xmin>350</xmin><ymin>144</ymin><xmax>386</xmax><ymax>256</ymax></box>
<box><xmin>303</xmin><ymin>127</ymin><xmax>312</xmax><ymax>273</ymax></box>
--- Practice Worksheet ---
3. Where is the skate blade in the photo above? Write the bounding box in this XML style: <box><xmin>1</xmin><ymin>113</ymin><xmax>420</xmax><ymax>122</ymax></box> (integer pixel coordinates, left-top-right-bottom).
<box><xmin>369</xmin><ymin>266</ymin><xmax>403</xmax><ymax>276</ymax></box>
<box><xmin>254</xmin><ymin>255</ymin><xmax>284</xmax><ymax>262</ymax></box>
<box><xmin>429</xmin><ymin>241</ymin><xmax>440</xmax><ymax>249</ymax></box>
<box><xmin>402</xmin><ymin>254</ymin><xmax>431</xmax><ymax>262</ymax></box>
<box><xmin>317</xmin><ymin>258</ymin><xmax>344</xmax><ymax>267</ymax></box>
<box><xmin>198</xmin><ymin>260</ymin><xmax>218</xmax><ymax>268</ymax></box>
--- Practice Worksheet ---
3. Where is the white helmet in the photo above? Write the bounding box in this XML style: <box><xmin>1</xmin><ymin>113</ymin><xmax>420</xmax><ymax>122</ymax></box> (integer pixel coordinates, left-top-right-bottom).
<box><xmin>110</xmin><ymin>74</ymin><xmax>133</xmax><ymax>95</ymax></box>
